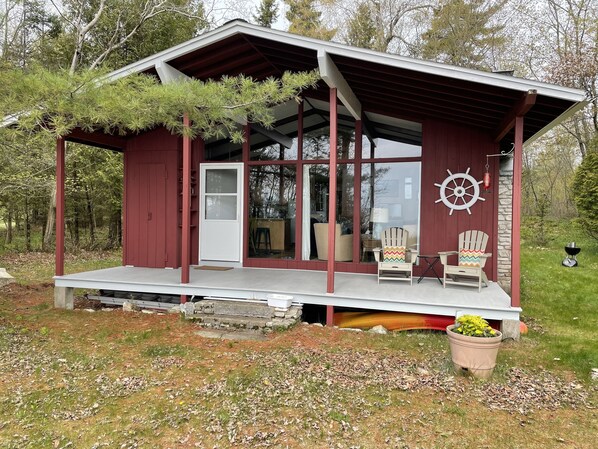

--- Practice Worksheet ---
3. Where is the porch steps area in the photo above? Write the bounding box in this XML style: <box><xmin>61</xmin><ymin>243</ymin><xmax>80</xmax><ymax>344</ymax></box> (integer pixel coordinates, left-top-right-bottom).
<box><xmin>188</xmin><ymin>298</ymin><xmax>303</xmax><ymax>331</ymax></box>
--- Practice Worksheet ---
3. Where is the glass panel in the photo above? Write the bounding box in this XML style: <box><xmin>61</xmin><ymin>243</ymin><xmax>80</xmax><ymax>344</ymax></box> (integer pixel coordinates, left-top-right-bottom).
<box><xmin>369</xmin><ymin>138</ymin><xmax>422</xmax><ymax>158</ymax></box>
<box><xmin>302</xmin><ymin>164</ymin><xmax>354</xmax><ymax>261</ymax></box>
<box><xmin>248</xmin><ymin>165</ymin><xmax>296</xmax><ymax>259</ymax></box>
<box><xmin>250</xmin><ymin>140</ymin><xmax>299</xmax><ymax>160</ymax></box>
<box><xmin>360</xmin><ymin>162</ymin><xmax>421</xmax><ymax>262</ymax></box>
<box><xmin>205</xmin><ymin>169</ymin><xmax>237</xmax><ymax>193</ymax></box>
<box><xmin>303</xmin><ymin>125</ymin><xmax>356</xmax><ymax>160</ymax></box>
<box><xmin>250</xmin><ymin>130</ymin><xmax>298</xmax><ymax>161</ymax></box>
<box><xmin>362</xmin><ymin>135</ymin><xmax>372</xmax><ymax>159</ymax></box>
<box><xmin>360</xmin><ymin>113</ymin><xmax>422</xmax><ymax>159</ymax></box>
<box><xmin>303</xmin><ymin>128</ymin><xmax>330</xmax><ymax>160</ymax></box>
<box><xmin>205</xmin><ymin>195</ymin><xmax>237</xmax><ymax>220</ymax></box>
<box><xmin>204</xmin><ymin>140</ymin><xmax>242</xmax><ymax>161</ymax></box>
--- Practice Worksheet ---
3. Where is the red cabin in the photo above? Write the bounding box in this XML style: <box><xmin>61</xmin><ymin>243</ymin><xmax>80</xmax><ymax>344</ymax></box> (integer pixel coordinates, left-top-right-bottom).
<box><xmin>53</xmin><ymin>21</ymin><xmax>587</xmax><ymax>339</ymax></box>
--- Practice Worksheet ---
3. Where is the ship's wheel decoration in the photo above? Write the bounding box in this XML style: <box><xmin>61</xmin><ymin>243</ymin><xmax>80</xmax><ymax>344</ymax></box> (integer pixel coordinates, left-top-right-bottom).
<box><xmin>435</xmin><ymin>168</ymin><xmax>485</xmax><ymax>215</ymax></box>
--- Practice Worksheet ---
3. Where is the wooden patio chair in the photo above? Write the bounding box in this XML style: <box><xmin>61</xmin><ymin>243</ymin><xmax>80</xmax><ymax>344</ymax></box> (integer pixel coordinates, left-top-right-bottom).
<box><xmin>439</xmin><ymin>230</ymin><xmax>492</xmax><ymax>292</ymax></box>
<box><xmin>373</xmin><ymin>227</ymin><xmax>418</xmax><ymax>285</ymax></box>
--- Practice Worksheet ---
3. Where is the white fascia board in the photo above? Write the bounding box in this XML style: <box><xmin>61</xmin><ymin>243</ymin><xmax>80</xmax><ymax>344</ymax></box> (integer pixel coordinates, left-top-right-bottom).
<box><xmin>155</xmin><ymin>60</ymin><xmax>191</xmax><ymax>83</ymax></box>
<box><xmin>317</xmin><ymin>50</ymin><xmax>361</xmax><ymax>119</ymax></box>
<box><xmin>524</xmin><ymin>99</ymin><xmax>590</xmax><ymax>146</ymax></box>
<box><xmin>103</xmin><ymin>20</ymin><xmax>586</xmax><ymax>104</ymax></box>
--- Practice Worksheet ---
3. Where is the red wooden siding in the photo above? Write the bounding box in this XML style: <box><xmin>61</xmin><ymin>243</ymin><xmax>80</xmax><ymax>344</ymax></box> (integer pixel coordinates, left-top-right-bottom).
<box><xmin>420</xmin><ymin>119</ymin><xmax>499</xmax><ymax>281</ymax></box>
<box><xmin>123</xmin><ymin>120</ymin><xmax>500</xmax><ymax>282</ymax></box>
<box><xmin>124</xmin><ymin>128</ymin><xmax>179</xmax><ymax>268</ymax></box>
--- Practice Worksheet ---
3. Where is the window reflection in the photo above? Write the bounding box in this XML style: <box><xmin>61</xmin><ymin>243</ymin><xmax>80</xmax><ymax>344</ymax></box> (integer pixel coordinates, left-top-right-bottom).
<box><xmin>248</xmin><ymin>165</ymin><xmax>296</xmax><ymax>259</ymax></box>
<box><xmin>301</xmin><ymin>164</ymin><xmax>354</xmax><ymax>260</ymax></box>
<box><xmin>360</xmin><ymin>162</ymin><xmax>421</xmax><ymax>262</ymax></box>
<box><xmin>303</xmin><ymin>126</ymin><xmax>356</xmax><ymax>160</ymax></box>
<box><xmin>250</xmin><ymin>139</ymin><xmax>299</xmax><ymax>161</ymax></box>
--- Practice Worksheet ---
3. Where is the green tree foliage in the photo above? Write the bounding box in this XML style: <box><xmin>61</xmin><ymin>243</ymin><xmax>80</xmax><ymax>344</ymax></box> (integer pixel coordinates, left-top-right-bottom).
<box><xmin>572</xmin><ymin>139</ymin><xmax>598</xmax><ymax>241</ymax></box>
<box><xmin>421</xmin><ymin>0</ymin><xmax>507</xmax><ymax>69</ymax></box>
<box><xmin>0</xmin><ymin>0</ymin><xmax>62</xmax><ymax>66</ymax></box>
<box><xmin>0</xmin><ymin>66</ymin><xmax>319</xmax><ymax>140</ymax></box>
<box><xmin>345</xmin><ymin>2</ymin><xmax>377</xmax><ymax>49</ymax></box>
<box><xmin>19</xmin><ymin>0</ymin><xmax>207</xmax><ymax>74</ymax></box>
<box><xmin>81</xmin><ymin>0</ymin><xmax>206</xmax><ymax>70</ymax></box>
<box><xmin>285</xmin><ymin>0</ymin><xmax>335</xmax><ymax>40</ymax></box>
<box><xmin>540</xmin><ymin>0</ymin><xmax>597</xmax><ymax>158</ymax></box>
<box><xmin>0</xmin><ymin>65</ymin><xmax>318</xmax><ymax>250</ymax></box>
<box><xmin>254</xmin><ymin>0</ymin><xmax>279</xmax><ymax>28</ymax></box>
<box><xmin>342</xmin><ymin>0</ymin><xmax>432</xmax><ymax>54</ymax></box>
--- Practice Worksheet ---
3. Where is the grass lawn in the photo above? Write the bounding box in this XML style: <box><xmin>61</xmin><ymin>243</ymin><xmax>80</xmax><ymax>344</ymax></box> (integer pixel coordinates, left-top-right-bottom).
<box><xmin>0</xmin><ymin>221</ymin><xmax>596</xmax><ymax>448</ymax></box>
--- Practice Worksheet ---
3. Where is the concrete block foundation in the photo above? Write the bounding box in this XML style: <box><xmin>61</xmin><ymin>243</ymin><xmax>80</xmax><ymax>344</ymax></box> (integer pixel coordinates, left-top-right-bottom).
<box><xmin>54</xmin><ymin>286</ymin><xmax>74</xmax><ymax>310</ymax></box>
<box><xmin>500</xmin><ymin>319</ymin><xmax>520</xmax><ymax>341</ymax></box>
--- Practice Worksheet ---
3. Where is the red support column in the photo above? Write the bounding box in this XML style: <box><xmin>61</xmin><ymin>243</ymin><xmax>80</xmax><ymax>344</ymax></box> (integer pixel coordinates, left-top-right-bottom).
<box><xmin>327</xmin><ymin>88</ymin><xmax>338</xmax><ymax>294</ymax></box>
<box><xmin>180</xmin><ymin>114</ymin><xmax>192</xmax><ymax>304</ymax></box>
<box><xmin>55</xmin><ymin>137</ymin><xmax>65</xmax><ymax>277</ymax></box>
<box><xmin>326</xmin><ymin>305</ymin><xmax>334</xmax><ymax>326</ymax></box>
<box><xmin>511</xmin><ymin>116</ymin><xmax>524</xmax><ymax>307</ymax></box>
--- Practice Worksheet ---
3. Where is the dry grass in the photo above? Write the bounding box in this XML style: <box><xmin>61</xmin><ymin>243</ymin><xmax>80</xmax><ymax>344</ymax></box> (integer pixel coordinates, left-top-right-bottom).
<box><xmin>0</xmin><ymin>281</ymin><xmax>596</xmax><ymax>449</ymax></box>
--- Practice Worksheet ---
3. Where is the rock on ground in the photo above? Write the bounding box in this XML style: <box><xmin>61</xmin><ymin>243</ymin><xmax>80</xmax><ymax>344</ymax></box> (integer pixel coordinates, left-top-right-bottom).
<box><xmin>369</xmin><ymin>325</ymin><xmax>388</xmax><ymax>334</ymax></box>
<box><xmin>0</xmin><ymin>268</ymin><xmax>15</xmax><ymax>288</ymax></box>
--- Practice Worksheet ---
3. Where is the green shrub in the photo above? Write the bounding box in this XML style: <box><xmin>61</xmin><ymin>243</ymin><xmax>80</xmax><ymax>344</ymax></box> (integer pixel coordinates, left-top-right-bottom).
<box><xmin>572</xmin><ymin>142</ymin><xmax>598</xmax><ymax>241</ymax></box>
<box><xmin>450</xmin><ymin>315</ymin><xmax>497</xmax><ymax>338</ymax></box>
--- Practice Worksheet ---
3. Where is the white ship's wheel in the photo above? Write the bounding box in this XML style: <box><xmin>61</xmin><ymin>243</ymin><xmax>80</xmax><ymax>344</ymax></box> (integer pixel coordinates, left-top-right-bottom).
<box><xmin>435</xmin><ymin>168</ymin><xmax>485</xmax><ymax>215</ymax></box>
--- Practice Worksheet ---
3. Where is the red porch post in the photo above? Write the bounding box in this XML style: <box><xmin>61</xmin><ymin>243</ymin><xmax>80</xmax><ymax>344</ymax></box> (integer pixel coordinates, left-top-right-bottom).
<box><xmin>180</xmin><ymin>114</ymin><xmax>192</xmax><ymax>304</ymax></box>
<box><xmin>326</xmin><ymin>88</ymin><xmax>338</xmax><ymax>325</ymax></box>
<box><xmin>55</xmin><ymin>137</ymin><xmax>65</xmax><ymax>277</ymax></box>
<box><xmin>511</xmin><ymin>116</ymin><xmax>524</xmax><ymax>307</ymax></box>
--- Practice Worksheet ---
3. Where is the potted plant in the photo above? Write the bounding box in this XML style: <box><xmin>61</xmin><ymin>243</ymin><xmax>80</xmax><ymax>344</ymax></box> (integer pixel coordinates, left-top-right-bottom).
<box><xmin>446</xmin><ymin>315</ymin><xmax>502</xmax><ymax>379</ymax></box>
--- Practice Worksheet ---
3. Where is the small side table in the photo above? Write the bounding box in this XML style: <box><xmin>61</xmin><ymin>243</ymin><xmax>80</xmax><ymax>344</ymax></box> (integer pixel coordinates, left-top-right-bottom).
<box><xmin>361</xmin><ymin>236</ymin><xmax>381</xmax><ymax>262</ymax></box>
<box><xmin>417</xmin><ymin>254</ymin><xmax>442</xmax><ymax>285</ymax></box>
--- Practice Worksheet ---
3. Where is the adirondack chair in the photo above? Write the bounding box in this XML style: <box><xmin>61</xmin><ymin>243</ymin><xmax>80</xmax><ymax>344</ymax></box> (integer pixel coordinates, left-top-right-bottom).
<box><xmin>373</xmin><ymin>227</ymin><xmax>418</xmax><ymax>285</ymax></box>
<box><xmin>438</xmin><ymin>230</ymin><xmax>492</xmax><ymax>292</ymax></box>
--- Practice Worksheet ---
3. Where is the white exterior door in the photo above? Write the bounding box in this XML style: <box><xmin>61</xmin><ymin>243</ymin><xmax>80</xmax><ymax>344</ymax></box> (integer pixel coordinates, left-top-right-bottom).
<box><xmin>199</xmin><ymin>163</ymin><xmax>243</xmax><ymax>264</ymax></box>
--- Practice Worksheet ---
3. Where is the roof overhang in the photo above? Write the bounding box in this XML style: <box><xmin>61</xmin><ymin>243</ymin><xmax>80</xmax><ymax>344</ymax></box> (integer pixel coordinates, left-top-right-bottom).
<box><xmin>98</xmin><ymin>20</ymin><xmax>588</xmax><ymax>146</ymax></box>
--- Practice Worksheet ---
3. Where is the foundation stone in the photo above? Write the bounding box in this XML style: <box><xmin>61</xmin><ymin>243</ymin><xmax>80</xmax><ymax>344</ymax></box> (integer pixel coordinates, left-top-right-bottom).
<box><xmin>188</xmin><ymin>298</ymin><xmax>302</xmax><ymax>331</ymax></box>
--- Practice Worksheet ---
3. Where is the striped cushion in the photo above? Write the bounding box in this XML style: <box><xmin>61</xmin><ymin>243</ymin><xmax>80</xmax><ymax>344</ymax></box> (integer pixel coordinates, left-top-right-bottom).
<box><xmin>383</xmin><ymin>246</ymin><xmax>405</xmax><ymax>263</ymax></box>
<box><xmin>459</xmin><ymin>249</ymin><xmax>484</xmax><ymax>267</ymax></box>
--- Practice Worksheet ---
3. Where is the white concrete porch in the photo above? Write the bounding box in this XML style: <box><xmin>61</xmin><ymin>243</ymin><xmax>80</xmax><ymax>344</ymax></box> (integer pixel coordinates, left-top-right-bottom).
<box><xmin>54</xmin><ymin>266</ymin><xmax>520</xmax><ymax>321</ymax></box>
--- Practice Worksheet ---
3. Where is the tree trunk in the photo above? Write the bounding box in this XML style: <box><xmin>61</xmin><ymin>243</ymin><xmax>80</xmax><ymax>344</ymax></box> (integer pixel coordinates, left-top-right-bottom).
<box><xmin>43</xmin><ymin>185</ymin><xmax>56</xmax><ymax>248</ymax></box>
<box><xmin>117</xmin><ymin>209</ymin><xmax>122</xmax><ymax>246</ymax></box>
<box><xmin>15</xmin><ymin>208</ymin><xmax>21</xmax><ymax>232</ymax></box>
<box><xmin>5</xmin><ymin>207</ymin><xmax>12</xmax><ymax>244</ymax></box>
<box><xmin>85</xmin><ymin>184</ymin><xmax>96</xmax><ymax>245</ymax></box>
<box><xmin>25</xmin><ymin>196</ymin><xmax>31</xmax><ymax>251</ymax></box>
<box><xmin>106</xmin><ymin>207</ymin><xmax>123</xmax><ymax>249</ymax></box>
<box><xmin>72</xmin><ymin>161</ymin><xmax>80</xmax><ymax>247</ymax></box>
<box><xmin>73</xmin><ymin>206</ymin><xmax>80</xmax><ymax>247</ymax></box>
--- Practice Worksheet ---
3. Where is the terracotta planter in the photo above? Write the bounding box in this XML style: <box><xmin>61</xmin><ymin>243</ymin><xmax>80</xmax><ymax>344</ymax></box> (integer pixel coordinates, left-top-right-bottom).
<box><xmin>446</xmin><ymin>324</ymin><xmax>502</xmax><ymax>379</ymax></box>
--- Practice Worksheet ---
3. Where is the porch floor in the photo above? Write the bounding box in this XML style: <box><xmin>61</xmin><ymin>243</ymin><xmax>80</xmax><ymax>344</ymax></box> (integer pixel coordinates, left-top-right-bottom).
<box><xmin>55</xmin><ymin>266</ymin><xmax>520</xmax><ymax>321</ymax></box>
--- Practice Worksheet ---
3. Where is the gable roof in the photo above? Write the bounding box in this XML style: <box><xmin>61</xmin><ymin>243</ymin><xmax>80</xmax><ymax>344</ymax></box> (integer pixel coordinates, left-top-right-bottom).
<box><xmin>107</xmin><ymin>20</ymin><xmax>587</xmax><ymax>146</ymax></box>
